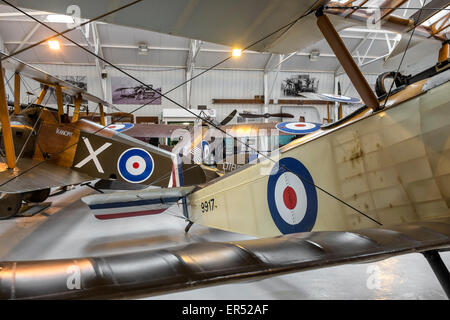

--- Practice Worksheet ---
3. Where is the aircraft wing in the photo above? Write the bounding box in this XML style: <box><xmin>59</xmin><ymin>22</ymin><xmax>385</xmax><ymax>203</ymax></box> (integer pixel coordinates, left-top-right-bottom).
<box><xmin>12</xmin><ymin>0</ymin><xmax>443</xmax><ymax>56</ymax></box>
<box><xmin>107</xmin><ymin>123</ymin><xmax>186</xmax><ymax>139</ymax></box>
<box><xmin>0</xmin><ymin>218</ymin><xmax>449</xmax><ymax>299</ymax></box>
<box><xmin>1</xmin><ymin>53</ymin><xmax>116</xmax><ymax>110</ymax></box>
<box><xmin>0</xmin><ymin>158</ymin><xmax>94</xmax><ymax>193</ymax></box>
<box><xmin>12</xmin><ymin>0</ymin><xmax>358</xmax><ymax>54</ymax></box>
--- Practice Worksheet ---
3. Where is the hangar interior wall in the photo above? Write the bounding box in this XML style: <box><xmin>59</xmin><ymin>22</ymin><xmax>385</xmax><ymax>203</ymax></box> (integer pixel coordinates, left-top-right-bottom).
<box><xmin>4</xmin><ymin>64</ymin><xmax>376</xmax><ymax>124</ymax></box>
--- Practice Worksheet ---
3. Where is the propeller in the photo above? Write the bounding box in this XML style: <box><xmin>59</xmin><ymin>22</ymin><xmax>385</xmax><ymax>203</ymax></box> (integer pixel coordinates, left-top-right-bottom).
<box><xmin>219</xmin><ymin>109</ymin><xmax>237</xmax><ymax>126</ymax></box>
<box><xmin>239</xmin><ymin>112</ymin><xmax>294</xmax><ymax>119</ymax></box>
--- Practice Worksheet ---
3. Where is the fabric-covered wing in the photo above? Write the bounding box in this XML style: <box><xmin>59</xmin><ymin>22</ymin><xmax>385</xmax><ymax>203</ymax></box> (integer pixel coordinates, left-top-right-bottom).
<box><xmin>109</xmin><ymin>123</ymin><xmax>186</xmax><ymax>139</ymax></box>
<box><xmin>0</xmin><ymin>219</ymin><xmax>449</xmax><ymax>299</ymax></box>
<box><xmin>0</xmin><ymin>53</ymin><xmax>116</xmax><ymax>110</ymax></box>
<box><xmin>0</xmin><ymin>158</ymin><xmax>94</xmax><ymax>193</ymax></box>
<box><xmin>12</xmin><ymin>0</ymin><xmax>357</xmax><ymax>54</ymax></box>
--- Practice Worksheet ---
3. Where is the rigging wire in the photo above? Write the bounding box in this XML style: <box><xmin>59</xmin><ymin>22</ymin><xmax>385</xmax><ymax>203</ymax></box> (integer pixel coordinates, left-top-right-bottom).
<box><xmin>325</xmin><ymin>6</ymin><xmax>450</xmax><ymax>10</ymax></box>
<box><xmin>0</xmin><ymin>0</ymin><xmax>390</xmax><ymax>226</ymax></box>
<box><xmin>382</xmin><ymin>2</ymin><xmax>426</xmax><ymax>108</ymax></box>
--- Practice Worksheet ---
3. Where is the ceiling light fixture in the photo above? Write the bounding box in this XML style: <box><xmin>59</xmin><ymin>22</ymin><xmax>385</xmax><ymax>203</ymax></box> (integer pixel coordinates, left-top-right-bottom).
<box><xmin>138</xmin><ymin>43</ymin><xmax>149</xmax><ymax>55</ymax></box>
<box><xmin>232</xmin><ymin>48</ymin><xmax>242</xmax><ymax>57</ymax></box>
<box><xmin>48</xmin><ymin>39</ymin><xmax>61</xmax><ymax>50</ymax></box>
<box><xmin>309</xmin><ymin>49</ymin><xmax>320</xmax><ymax>61</ymax></box>
<box><xmin>46</xmin><ymin>14</ymin><xmax>74</xmax><ymax>24</ymax></box>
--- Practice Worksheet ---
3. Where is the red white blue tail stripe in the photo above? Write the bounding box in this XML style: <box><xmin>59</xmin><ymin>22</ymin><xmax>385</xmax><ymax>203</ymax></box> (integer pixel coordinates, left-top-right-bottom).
<box><xmin>82</xmin><ymin>186</ymin><xmax>195</xmax><ymax>220</ymax></box>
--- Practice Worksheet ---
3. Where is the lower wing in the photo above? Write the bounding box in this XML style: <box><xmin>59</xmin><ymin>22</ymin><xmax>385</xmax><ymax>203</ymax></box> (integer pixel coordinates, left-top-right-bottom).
<box><xmin>0</xmin><ymin>218</ymin><xmax>449</xmax><ymax>299</ymax></box>
<box><xmin>0</xmin><ymin>158</ymin><xmax>93</xmax><ymax>193</ymax></box>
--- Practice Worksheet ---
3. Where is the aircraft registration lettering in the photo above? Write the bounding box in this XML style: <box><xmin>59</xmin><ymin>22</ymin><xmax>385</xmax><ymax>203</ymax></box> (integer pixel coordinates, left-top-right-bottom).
<box><xmin>56</xmin><ymin>127</ymin><xmax>73</xmax><ymax>137</ymax></box>
<box><xmin>201</xmin><ymin>198</ymin><xmax>215</xmax><ymax>213</ymax></box>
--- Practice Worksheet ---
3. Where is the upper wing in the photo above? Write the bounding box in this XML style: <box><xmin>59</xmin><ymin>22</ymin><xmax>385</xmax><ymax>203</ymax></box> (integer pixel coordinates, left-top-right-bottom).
<box><xmin>1</xmin><ymin>53</ymin><xmax>116</xmax><ymax>110</ymax></box>
<box><xmin>0</xmin><ymin>218</ymin><xmax>449</xmax><ymax>299</ymax></box>
<box><xmin>0</xmin><ymin>158</ymin><xmax>93</xmax><ymax>193</ymax></box>
<box><xmin>12</xmin><ymin>0</ymin><xmax>352</xmax><ymax>54</ymax></box>
<box><xmin>12</xmin><ymin>0</ymin><xmax>443</xmax><ymax>56</ymax></box>
<box><xmin>107</xmin><ymin>123</ymin><xmax>186</xmax><ymax>138</ymax></box>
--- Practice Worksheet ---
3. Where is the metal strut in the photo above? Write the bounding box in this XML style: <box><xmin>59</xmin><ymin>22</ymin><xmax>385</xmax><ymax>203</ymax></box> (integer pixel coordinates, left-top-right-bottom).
<box><xmin>184</xmin><ymin>221</ymin><xmax>194</xmax><ymax>233</ymax></box>
<box><xmin>315</xmin><ymin>6</ymin><xmax>381</xmax><ymax>112</ymax></box>
<box><xmin>422</xmin><ymin>250</ymin><xmax>450</xmax><ymax>299</ymax></box>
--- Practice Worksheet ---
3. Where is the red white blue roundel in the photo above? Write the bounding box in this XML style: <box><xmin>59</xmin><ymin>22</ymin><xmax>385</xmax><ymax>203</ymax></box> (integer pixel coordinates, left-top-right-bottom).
<box><xmin>267</xmin><ymin>157</ymin><xmax>317</xmax><ymax>234</ymax></box>
<box><xmin>201</xmin><ymin>140</ymin><xmax>210</xmax><ymax>159</ymax></box>
<box><xmin>117</xmin><ymin>148</ymin><xmax>154</xmax><ymax>183</ymax></box>
<box><xmin>276</xmin><ymin>122</ymin><xmax>321</xmax><ymax>134</ymax></box>
<box><xmin>318</xmin><ymin>93</ymin><xmax>361</xmax><ymax>104</ymax></box>
<box><xmin>107</xmin><ymin>123</ymin><xmax>134</xmax><ymax>132</ymax></box>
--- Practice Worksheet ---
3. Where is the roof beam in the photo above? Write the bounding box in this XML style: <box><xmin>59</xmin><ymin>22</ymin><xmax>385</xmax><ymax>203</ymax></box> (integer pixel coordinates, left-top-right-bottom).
<box><xmin>409</xmin><ymin>0</ymin><xmax>449</xmax><ymax>27</ymax></box>
<box><xmin>12</xmin><ymin>22</ymin><xmax>40</xmax><ymax>54</ymax></box>
<box><xmin>378</xmin><ymin>0</ymin><xmax>409</xmax><ymax>21</ymax></box>
<box><xmin>92</xmin><ymin>22</ymin><xmax>106</xmax><ymax>101</ymax></box>
<box><xmin>186</xmin><ymin>39</ymin><xmax>202</xmax><ymax>109</ymax></box>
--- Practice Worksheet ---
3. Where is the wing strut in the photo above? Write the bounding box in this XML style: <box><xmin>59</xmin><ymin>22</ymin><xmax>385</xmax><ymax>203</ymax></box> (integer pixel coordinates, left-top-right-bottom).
<box><xmin>316</xmin><ymin>7</ymin><xmax>380</xmax><ymax>112</ymax></box>
<box><xmin>34</xmin><ymin>84</ymin><xmax>48</xmax><ymax>105</ymax></box>
<box><xmin>13</xmin><ymin>72</ymin><xmax>20</xmax><ymax>115</ymax></box>
<box><xmin>72</xmin><ymin>94</ymin><xmax>82</xmax><ymax>122</ymax></box>
<box><xmin>55</xmin><ymin>85</ymin><xmax>64</xmax><ymax>124</ymax></box>
<box><xmin>0</xmin><ymin>60</ymin><xmax>16</xmax><ymax>168</ymax></box>
<box><xmin>98</xmin><ymin>103</ymin><xmax>106</xmax><ymax>126</ymax></box>
<box><xmin>422</xmin><ymin>250</ymin><xmax>450</xmax><ymax>299</ymax></box>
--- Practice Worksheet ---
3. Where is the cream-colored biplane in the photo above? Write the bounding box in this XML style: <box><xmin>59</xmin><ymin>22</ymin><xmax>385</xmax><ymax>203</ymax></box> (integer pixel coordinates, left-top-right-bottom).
<box><xmin>0</xmin><ymin>0</ymin><xmax>449</xmax><ymax>299</ymax></box>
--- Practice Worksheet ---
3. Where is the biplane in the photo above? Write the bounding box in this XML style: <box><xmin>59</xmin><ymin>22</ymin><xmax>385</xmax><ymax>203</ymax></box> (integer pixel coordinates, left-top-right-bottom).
<box><xmin>0</xmin><ymin>0</ymin><xmax>449</xmax><ymax>300</ymax></box>
<box><xmin>0</xmin><ymin>54</ymin><xmax>218</xmax><ymax>219</ymax></box>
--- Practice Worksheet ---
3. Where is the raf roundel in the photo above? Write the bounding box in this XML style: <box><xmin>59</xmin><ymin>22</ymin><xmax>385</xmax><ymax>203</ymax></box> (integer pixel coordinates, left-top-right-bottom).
<box><xmin>267</xmin><ymin>157</ymin><xmax>318</xmax><ymax>234</ymax></box>
<box><xmin>319</xmin><ymin>93</ymin><xmax>361</xmax><ymax>104</ymax></box>
<box><xmin>276</xmin><ymin>122</ymin><xmax>321</xmax><ymax>135</ymax></box>
<box><xmin>117</xmin><ymin>148</ymin><xmax>154</xmax><ymax>183</ymax></box>
<box><xmin>107</xmin><ymin>123</ymin><xmax>134</xmax><ymax>132</ymax></box>
<box><xmin>201</xmin><ymin>140</ymin><xmax>210</xmax><ymax>159</ymax></box>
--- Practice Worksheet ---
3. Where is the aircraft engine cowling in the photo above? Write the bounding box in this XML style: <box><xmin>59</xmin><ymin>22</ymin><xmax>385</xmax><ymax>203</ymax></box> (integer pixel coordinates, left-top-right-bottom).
<box><xmin>0</xmin><ymin>114</ymin><xmax>38</xmax><ymax>159</ymax></box>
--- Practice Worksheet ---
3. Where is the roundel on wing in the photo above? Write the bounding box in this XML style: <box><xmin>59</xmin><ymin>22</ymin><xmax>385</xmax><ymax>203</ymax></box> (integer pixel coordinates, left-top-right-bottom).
<box><xmin>201</xmin><ymin>140</ymin><xmax>210</xmax><ymax>159</ymax></box>
<box><xmin>107</xmin><ymin>123</ymin><xmax>134</xmax><ymax>132</ymax></box>
<box><xmin>319</xmin><ymin>93</ymin><xmax>361</xmax><ymax>104</ymax></box>
<box><xmin>117</xmin><ymin>148</ymin><xmax>154</xmax><ymax>183</ymax></box>
<box><xmin>276</xmin><ymin>122</ymin><xmax>321</xmax><ymax>134</ymax></box>
<box><xmin>267</xmin><ymin>157</ymin><xmax>318</xmax><ymax>234</ymax></box>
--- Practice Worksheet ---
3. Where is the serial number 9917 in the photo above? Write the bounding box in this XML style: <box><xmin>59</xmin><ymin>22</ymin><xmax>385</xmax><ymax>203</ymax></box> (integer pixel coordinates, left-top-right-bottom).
<box><xmin>201</xmin><ymin>198</ymin><xmax>215</xmax><ymax>213</ymax></box>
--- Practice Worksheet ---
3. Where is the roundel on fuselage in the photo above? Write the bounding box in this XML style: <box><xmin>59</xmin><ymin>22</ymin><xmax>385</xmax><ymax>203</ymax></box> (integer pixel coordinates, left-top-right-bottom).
<box><xmin>267</xmin><ymin>157</ymin><xmax>318</xmax><ymax>234</ymax></box>
<box><xmin>117</xmin><ymin>148</ymin><xmax>154</xmax><ymax>183</ymax></box>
